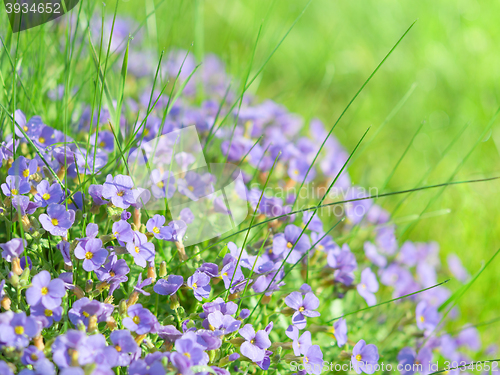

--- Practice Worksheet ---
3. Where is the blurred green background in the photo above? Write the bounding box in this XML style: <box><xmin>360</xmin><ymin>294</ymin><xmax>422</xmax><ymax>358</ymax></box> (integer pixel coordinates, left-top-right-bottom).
<box><xmin>3</xmin><ymin>0</ymin><xmax>500</xmax><ymax>346</ymax></box>
<box><xmin>114</xmin><ymin>0</ymin><xmax>500</xmax><ymax>342</ymax></box>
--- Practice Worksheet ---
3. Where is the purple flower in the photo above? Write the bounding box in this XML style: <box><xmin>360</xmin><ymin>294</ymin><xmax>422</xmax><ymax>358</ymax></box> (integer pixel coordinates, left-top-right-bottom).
<box><xmin>110</xmin><ymin>330</ymin><xmax>138</xmax><ymax>366</ymax></box>
<box><xmin>150</xmin><ymin>170</ymin><xmax>176</xmax><ymax>199</ymax></box>
<box><xmin>11</xmin><ymin>196</ymin><xmax>42</xmax><ymax>216</ymax></box>
<box><xmin>363</xmin><ymin>242</ymin><xmax>387</xmax><ymax>268</ymax></box>
<box><xmin>126</xmin><ymin>231</ymin><xmax>155</xmax><ymax>267</ymax></box>
<box><xmin>286</xmin><ymin>325</ymin><xmax>311</xmax><ymax>356</ymax></box>
<box><xmin>206</xmin><ymin>310</ymin><xmax>241</xmax><ymax>336</ymax></box>
<box><xmin>154</xmin><ymin>275</ymin><xmax>184</xmax><ymax>296</ymax></box>
<box><xmin>456</xmin><ymin>326</ymin><xmax>481</xmax><ymax>351</ymax></box>
<box><xmin>95</xmin><ymin>253</ymin><xmax>130</xmax><ymax>282</ymax></box>
<box><xmin>74</xmin><ymin>238</ymin><xmax>108</xmax><ymax>272</ymax></box>
<box><xmin>39</xmin><ymin>203</ymin><xmax>75</xmax><ymax>236</ymax></box>
<box><xmin>0</xmin><ymin>312</ymin><xmax>38</xmax><ymax>348</ymax></box>
<box><xmin>26</xmin><ymin>270</ymin><xmax>65</xmax><ymax>309</ymax></box>
<box><xmin>357</xmin><ymin>268</ymin><xmax>379</xmax><ymax>306</ymax></box>
<box><xmin>0</xmin><ymin>362</ymin><xmax>13</xmax><ymax>375</ymax></box>
<box><xmin>187</xmin><ymin>271</ymin><xmax>211</xmax><ymax>301</ymax></box>
<box><xmin>174</xmin><ymin>337</ymin><xmax>206</xmax><ymax>366</ymax></box>
<box><xmin>239</xmin><ymin>324</ymin><xmax>271</xmax><ymax>362</ymax></box>
<box><xmin>31</xmin><ymin>303</ymin><xmax>63</xmax><ymax>329</ymax></box>
<box><xmin>123</xmin><ymin>304</ymin><xmax>158</xmax><ymax>335</ymax></box>
<box><xmin>34</xmin><ymin>180</ymin><xmax>64</xmax><ymax>206</ymax></box>
<box><xmin>447</xmin><ymin>254</ymin><xmax>470</xmax><ymax>283</ymax></box>
<box><xmin>8</xmin><ymin>156</ymin><xmax>37</xmax><ymax>180</ymax></box>
<box><xmin>285</xmin><ymin>291</ymin><xmax>320</xmax><ymax>329</ymax></box>
<box><xmin>326</xmin><ymin>244</ymin><xmax>357</xmax><ymax>286</ymax></box>
<box><xmin>134</xmin><ymin>274</ymin><xmax>153</xmax><ymax>296</ymax></box>
<box><xmin>288</xmin><ymin>158</ymin><xmax>316</xmax><ymax>182</ymax></box>
<box><xmin>273</xmin><ymin>224</ymin><xmax>311</xmax><ymax>264</ymax></box>
<box><xmin>111</xmin><ymin>220</ymin><xmax>134</xmax><ymax>243</ymax></box>
<box><xmin>177</xmin><ymin>171</ymin><xmax>210</xmax><ymax>201</ymax></box>
<box><xmin>416</xmin><ymin>301</ymin><xmax>440</xmax><ymax>332</ymax></box>
<box><xmin>1</xmin><ymin>238</ymin><xmax>26</xmax><ymax>262</ymax></box>
<box><xmin>398</xmin><ymin>347</ymin><xmax>433</xmax><ymax>375</ymax></box>
<box><xmin>1</xmin><ymin>175</ymin><xmax>31</xmax><ymax>197</ymax></box>
<box><xmin>68</xmin><ymin>298</ymin><xmax>114</xmax><ymax>327</ymax></box>
<box><xmin>332</xmin><ymin>317</ymin><xmax>348</xmax><ymax>347</ymax></box>
<box><xmin>351</xmin><ymin>339</ymin><xmax>379</xmax><ymax>374</ymax></box>
<box><xmin>302</xmin><ymin>345</ymin><xmax>323</xmax><ymax>375</ymax></box>
<box><xmin>57</xmin><ymin>241</ymin><xmax>72</xmax><ymax>267</ymax></box>
<box><xmin>89</xmin><ymin>184</ymin><xmax>107</xmax><ymax>206</ymax></box>
<box><xmin>146</xmin><ymin>215</ymin><xmax>173</xmax><ymax>240</ymax></box>
<box><xmin>21</xmin><ymin>345</ymin><xmax>45</xmax><ymax>365</ymax></box>
<box><xmin>102</xmin><ymin>174</ymin><xmax>136</xmax><ymax>209</ymax></box>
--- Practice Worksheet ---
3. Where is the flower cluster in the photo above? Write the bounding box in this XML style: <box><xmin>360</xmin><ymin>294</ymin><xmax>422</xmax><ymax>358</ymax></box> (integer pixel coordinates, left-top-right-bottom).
<box><xmin>0</xmin><ymin>15</ymin><xmax>493</xmax><ymax>375</ymax></box>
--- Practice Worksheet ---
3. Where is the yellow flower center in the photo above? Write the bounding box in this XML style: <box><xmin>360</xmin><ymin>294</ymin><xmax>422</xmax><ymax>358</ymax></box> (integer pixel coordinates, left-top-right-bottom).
<box><xmin>109</xmin><ymin>271</ymin><xmax>115</xmax><ymax>277</ymax></box>
<box><xmin>156</xmin><ymin>181</ymin><xmax>164</xmax><ymax>188</ymax></box>
<box><xmin>117</xmin><ymin>191</ymin><xmax>124</xmax><ymax>197</ymax></box>
<box><xmin>133</xmin><ymin>316</ymin><xmax>140</xmax><ymax>324</ymax></box>
<box><xmin>304</xmin><ymin>356</ymin><xmax>309</xmax><ymax>364</ymax></box>
<box><xmin>31</xmin><ymin>353</ymin><xmax>38</xmax><ymax>361</ymax></box>
<box><xmin>299</xmin><ymin>306</ymin><xmax>305</xmax><ymax>312</ymax></box>
<box><xmin>115</xmin><ymin>345</ymin><xmax>122</xmax><ymax>352</ymax></box>
<box><xmin>184</xmin><ymin>352</ymin><xmax>191</xmax><ymax>359</ymax></box>
<box><xmin>15</xmin><ymin>326</ymin><xmax>24</xmax><ymax>335</ymax></box>
<box><xmin>293</xmin><ymin>169</ymin><xmax>299</xmax><ymax>175</ymax></box>
<box><xmin>82</xmin><ymin>311</ymin><xmax>89</xmax><ymax>318</ymax></box>
<box><xmin>23</xmin><ymin>169</ymin><xmax>30</xmax><ymax>178</ymax></box>
<box><xmin>356</xmin><ymin>354</ymin><xmax>362</xmax><ymax>361</ymax></box>
<box><xmin>51</xmin><ymin>218</ymin><xmax>59</xmax><ymax>226</ymax></box>
<box><xmin>420</xmin><ymin>316</ymin><xmax>425</xmax><ymax>322</ymax></box>
<box><xmin>11</xmin><ymin>189</ymin><xmax>18</xmax><ymax>195</ymax></box>
<box><xmin>42</xmin><ymin>193</ymin><xmax>51</xmax><ymax>200</ymax></box>
<box><xmin>153</xmin><ymin>227</ymin><xmax>160</xmax><ymax>234</ymax></box>
<box><xmin>85</xmin><ymin>252</ymin><xmax>93</xmax><ymax>260</ymax></box>
<box><xmin>250</xmin><ymin>339</ymin><xmax>255</xmax><ymax>344</ymax></box>
<box><xmin>188</xmin><ymin>185</ymin><xmax>194</xmax><ymax>191</ymax></box>
<box><xmin>361</xmin><ymin>284</ymin><xmax>366</xmax><ymax>289</ymax></box>
<box><xmin>192</xmin><ymin>283</ymin><xmax>198</xmax><ymax>289</ymax></box>
<box><xmin>44</xmin><ymin>309</ymin><xmax>53</xmax><ymax>317</ymax></box>
<box><xmin>39</xmin><ymin>137</ymin><xmax>45</xmax><ymax>144</ymax></box>
<box><xmin>135</xmin><ymin>246</ymin><xmax>140</xmax><ymax>254</ymax></box>
<box><xmin>23</xmin><ymin>126</ymin><xmax>28</xmax><ymax>132</ymax></box>
<box><xmin>99</xmin><ymin>141</ymin><xmax>106</xmax><ymax>148</ymax></box>
<box><xmin>286</xmin><ymin>242</ymin><xmax>293</xmax><ymax>249</ymax></box>
<box><xmin>317</xmin><ymin>245</ymin><xmax>324</xmax><ymax>251</ymax></box>
<box><xmin>209</xmin><ymin>324</ymin><xmax>215</xmax><ymax>331</ymax></box>
<box><xmin>41</xmin><ymin>287</ymin><xmax>49</xmax><ymax>295</ymax></box>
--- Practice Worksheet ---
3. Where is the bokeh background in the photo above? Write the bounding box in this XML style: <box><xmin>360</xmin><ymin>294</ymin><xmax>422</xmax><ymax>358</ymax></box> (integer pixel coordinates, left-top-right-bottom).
<box><xmin>3</xmin><ymin>0</ymin><xmax>500</xmax><ymax>344</ymax></box>
<box><xmin>114</xmin><ymin>0</ymin><xmax>500</xmax><ymax>341</ymax></box>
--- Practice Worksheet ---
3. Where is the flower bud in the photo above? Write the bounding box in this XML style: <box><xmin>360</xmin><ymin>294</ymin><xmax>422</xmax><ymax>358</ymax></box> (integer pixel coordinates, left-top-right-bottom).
<box><xmin>1</xmin><ymin>297</ymin><xmax>11</xmax><ymax>310</ymax></box>
<box><xmin>339</xmin><ymin>350</ymin><xmax>352</xmax><ymax>360</ymax></box>
<box><xmin>127</xmin><ymin>291</ymin><xmax>139</xmax><ymax>307</ymax></box>
<box><xmin>208</xmin><ymin>350</ymin><xmax>216</xmax><ymax>363</ymax></box>
<box><xmin>11</xmin><ymin>257</ymin><xmax>23</xmax><ymax>276</ymax></box>
<box><xmin>169</xmin><ymin>294</ymin><xmax>180</xmax><ymax>310</ymax></box>
<box><xmin>87</xmin><ymin>315</ymin><xmax>98</xmax><ymax>333</ymax></box>
<box><xmin>72</xmin><ymin>286</ymin><xmax>85</xmax><ymax>299</ymax></box>
<box><xmin>261</xmin><ymin>295</ymin><xmax>272</xmax><ymax>305</ymax></box>
<box><xmin>100</xmin><ymin>234</ymin><xmax>115</xmax><ymax>245</ymax></box>
<box><xmin>271</xmin><ymin>347</ymin><xmax>282</xmax><ymax>364</ymax></box>
<box><xmin>147</xmin><ymin>265</ymin><xmax>156</xmax><ymax>282</ymax></box>
<box><xmin>229</xmin><ymin>337</ymin><xmax>245</xmax><ymax>346</ymax></box>
<box><xmin>33</xmin><ymin>336</ymin><xmax>44</xmax><ymax>351</ymax></box>
<box><xmin>175</xmin><ymin>240</ymin><xmax>188</xmax><ymax>262</ymax></box>
<box><xmin>159</xmin><ymin>261</ymin><xmax>167</xmax><ymax>277</ymax></box>
<box><xmin>8</xmin><ymin>272</ymin><xmax>19</xmax><ymax>288</ymax></box>
<box><xmin>106</xmin><ymin>316</ymin><xmax>117</xmax><ymax>331</ymax></box>
<box><xmin>135</xmin><ymin>334</ymin><xmax>147</xmax><ymax>345</ymax></box>
<box><xmin>119</xmin><ymin>299</ymin><xmax>128</xmax><ymax>316</ymax></box>
<box><xmin>19</xmin><ymin>265</ymin><xmax>30</xmax><ymax>287</ymax></box>
<box><xmin>85</xmin><ymin>279</ymin><xmax>93</xmax><ymax>293</ymax></box>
